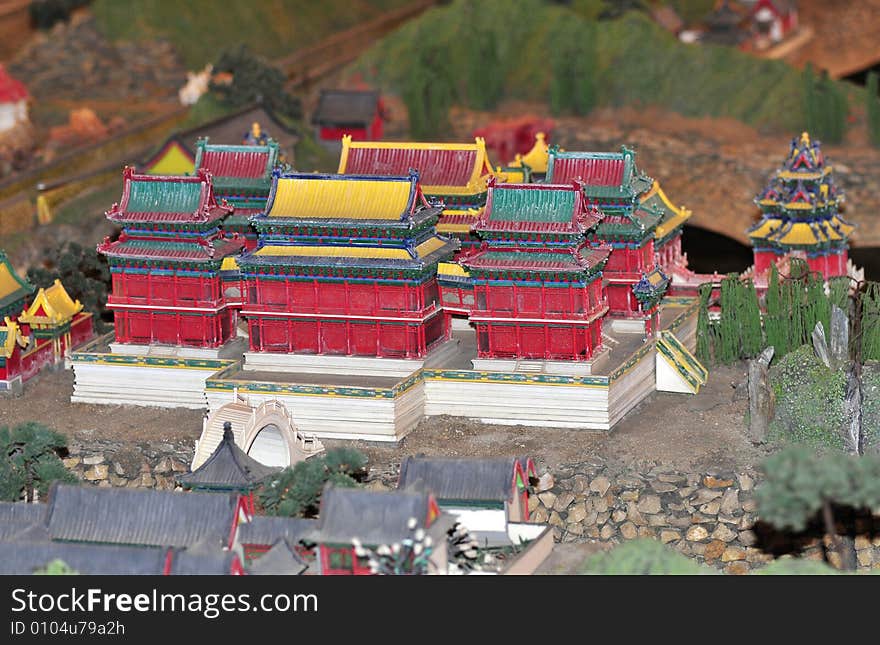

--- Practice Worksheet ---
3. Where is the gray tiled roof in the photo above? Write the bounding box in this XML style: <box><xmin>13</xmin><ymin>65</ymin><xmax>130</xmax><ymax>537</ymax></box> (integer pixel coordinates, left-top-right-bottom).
<box><xmin>311</xmin><ymin>89</ymin><xmax>380</xmax><ymax>127</ymax></box>
<box><xmin>397</xmin><ymin>457</ymin><xmax>519</xmax><ymax>502</ymax></box>
<box><xmin>247</xmin><ymin>539</ymin><xmax>308</xmax><ymax>575</ymax></box>
<box><xmin>0</xmin><ymin>501</ymin><xmax>46</xmax><ymax>525</ymax></box>
<box><xmin>45</xmin><ymin>484</ymin><xmax>241</xmax><ymax>549</ymax></box>
<box><xmin>167</xmin><ymin>547</ymin><xmax>239</xmax><ymax>575</ymax></box>
<box><xmin>305</xmin><ymin>486</ymin><xmax>432</xmax><ymax>547</ymax></box>
<box><xmin>237</xmin><ymin>516</ymin><xmax>317</xmax><ymax>546</ymax></box>
<box><xmin>177</xmin><ymin>424</ymin><xmax>279</xmax><ymax>490</ymax></box>
<box><xmin>0</xmin><ymin>542</ymin><xmax>167</xmax><ymax>575</ymax></box>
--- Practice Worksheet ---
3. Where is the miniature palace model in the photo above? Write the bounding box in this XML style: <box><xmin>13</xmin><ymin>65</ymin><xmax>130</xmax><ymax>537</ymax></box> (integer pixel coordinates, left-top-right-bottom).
<box><xmin>69</xmin><ymin>134</ymin><xmax>708</xmax><ymax>450</ymax></box>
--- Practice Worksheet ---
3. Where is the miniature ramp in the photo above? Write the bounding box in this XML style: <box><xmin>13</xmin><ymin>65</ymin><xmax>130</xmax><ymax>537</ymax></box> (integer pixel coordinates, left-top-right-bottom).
<box><xmin>655</xmin><ymin>330</ymin><xmax>708</xmax><ymax>394</ymax></box>
<box><xmin>193</xmin><ymin>399</ymin><xmax>324</xmax><ymax>470</ymax></box>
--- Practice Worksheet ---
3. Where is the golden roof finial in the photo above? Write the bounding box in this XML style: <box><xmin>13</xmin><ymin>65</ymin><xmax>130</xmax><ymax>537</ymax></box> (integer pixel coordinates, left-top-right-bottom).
<box><xmin>800</xmin><ymin>131</ymin><xmax>810</xmax><ymax>145</ymax></box>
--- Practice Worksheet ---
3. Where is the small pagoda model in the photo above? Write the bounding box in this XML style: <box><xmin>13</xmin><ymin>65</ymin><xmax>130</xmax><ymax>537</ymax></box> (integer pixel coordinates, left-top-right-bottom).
<box><xmin>337</xmin><ymin>135</ymin><xmax>502</xmax><ymax>254</ymax></box>
<box><xmin>463</xmin><ymin>180</ymin><xmax>611</xmax><ymax>363</ymax></box>
<box><xmin>747</xmin><ymin>131</ymin><xmax>853</xmax><ymax>281</ymax></box>
<box><xmin>177</xmin><ymin>421</ymin><xmax>280</xmax><ymax>514</ymax></box>
<box><xmin>194</xmin><ymin>137</ymin><xmax>280</xmax><ymax>250</ymax></box>
<box><xmin>98</xmin><ymin>168</ymin><xmax>243</xmax><ymax>348</ymax></box>
<box><xmin>547</xmin><ymin>146</ymin><xmax>670</xmax><ymax>334</ymax></box>
<box><xmin>238</xmin><ymin>171</ymin><xmax>459</xmax><ymax>358</ymax></box>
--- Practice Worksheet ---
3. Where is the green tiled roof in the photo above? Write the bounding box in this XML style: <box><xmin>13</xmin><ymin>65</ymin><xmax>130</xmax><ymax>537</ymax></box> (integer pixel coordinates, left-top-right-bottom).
<box><xmin>483</xmin><ymin>251</ymin><xmax>574</xmax><ymax>263</ymax></box>
<box><xmin>488</xmin><ymin>188</ymin><xmax>576</xmax><ymax>224</ymax></box>
<box><xmin>127</xmin><ymin>180</ymin><xmax>202</xmax><ymax>213</ymax></box>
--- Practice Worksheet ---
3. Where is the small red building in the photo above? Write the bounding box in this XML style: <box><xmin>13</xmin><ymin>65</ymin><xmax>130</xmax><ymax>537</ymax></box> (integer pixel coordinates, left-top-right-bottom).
<box><xmin>0</xmin><ymin>253</ymin><xmax>93</xmax><ymax>393</ymax></box>
<box><xmin>547</xmin><ymin>147</ymin><xmax>669</xmax><ymax>334</ymax></box>
<box><xmin>463</xmin><ymin>180</ymin><xmax>611</xmax><ymax>361</ymax></box>
<box><xmin>312</xmin><ymin>89</ymin><xmax>384</xmax><ymax>143</ymax></box>
<box><xmin>98</xmin><ymin>168</ymin><xmax>243</xmax><ymax>348</ymax></box>
<box><xmin>238</xmin><ymin>171</ymin><xmax>459</xmax><ymax>358</ymax></box>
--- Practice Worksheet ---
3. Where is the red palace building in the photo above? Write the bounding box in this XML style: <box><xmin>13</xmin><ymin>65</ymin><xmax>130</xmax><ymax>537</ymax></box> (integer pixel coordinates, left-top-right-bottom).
<box><xmin>237</xmin><ymin>171</ymin><xmax>459</xmax><ymax>358</ymax></box>
<box><xmin>747</xmin><ymin>132</ymin><xmax>853</xmax><ymax>280</ymax></box>
<box><xmin>194</xmin><ymin>137</ymin><xmax>280</xmax><ymax>251</ymax></box>
<box><xmin>98</xmin><ymin>168</ymin><xmax>244</xmax><ymax>348</ymax></box>
<box><xmin>463</xmin><ymin>180</ymin><xmax>611</xmax><ymax>361</ymax></box>
<box><xmin>546</xmin><ymin>146</ymin><xmax>669</xmax><ymax>333</ymax></box>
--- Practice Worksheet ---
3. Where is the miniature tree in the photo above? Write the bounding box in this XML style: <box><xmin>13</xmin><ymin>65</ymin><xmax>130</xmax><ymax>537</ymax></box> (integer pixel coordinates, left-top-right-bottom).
<box><xmin>579</xmin><ymin>538</ymin><xmax>714</xmax><ymax>575</ymax></box>
<box><xmin>399</xmin><ymin>25</ymin><xmax>454</xmax><ymax>139</ymax></box>
<box><xmin>257</xmin><ymin>447</ymin><xmax>367</xmax><ymax>518</ymax></box>
<box><xmin>801</xmin><ymin>64</ymin><xmax>846</xmax><ymax>144</ymax></box>
<box><xmin>0</xmin><ymin>422</ymin><xmax>78</xmax><ymax>503</ymax></box>
<box><xmin>755</xmin><ymin>446</ymin><xmax>880</xmax><ymax>571</ymax></box>
<box><xmin>860</xmin><ymin>282</ymin><xmax>880</xmax><ymax>361</ymax></box>
<box><xmin>548</xmin><ymin>18</ymin><xmax>597</xmax><ymax>117</ymax></box>
<box><xmin>458</xmin><ymin>1</ymin><xmax>503</xmax><ymax>111</ymax></box>
<box><xmin>695</xmin><ymin>282</ymin><xmax>714</xmax><ymax>364</ymax></box>
<box><xmin>27</xmin><ymin>241</ymin><xmax>111</xmax><ymax>333</ymax></box>
<box><xmin>34</xmin><ymin>559</ymin><xmax>79</xmax><ymax>575</ymax></box>
<box><xmin>210</xmin><ymin>45</ymin><xmax>302</xmax><ymax>122</ymax></box>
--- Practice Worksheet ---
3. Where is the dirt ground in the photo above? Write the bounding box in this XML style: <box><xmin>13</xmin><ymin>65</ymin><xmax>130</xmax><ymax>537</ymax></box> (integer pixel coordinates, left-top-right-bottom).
<box><xmin>0</xmin><ymin>360</ymin><xmax>770</xmax><ymax>478</ymax></box>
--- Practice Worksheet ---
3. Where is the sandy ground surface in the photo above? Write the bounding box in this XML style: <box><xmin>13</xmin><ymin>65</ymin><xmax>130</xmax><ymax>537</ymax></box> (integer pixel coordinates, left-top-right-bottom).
<box><xmin>0</xmin><ymin>360</ymin><xmax>769</xmax><ymax>478</ymax></box>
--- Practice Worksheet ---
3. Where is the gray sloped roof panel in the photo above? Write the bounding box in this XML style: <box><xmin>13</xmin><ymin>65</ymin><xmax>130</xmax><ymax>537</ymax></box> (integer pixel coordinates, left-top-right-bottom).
<box><xmin>0</xmin><ymin>541</ymin><xmax>168</xmax><ymax>575</ymax></box>
<box><xmin>45</xmin><ymin>484</ymin><xmax>241</xmax><ymax>549</ymax></box>
<box><xmin>176</xmin><ymin>430</ymin><xmax>280</xmax><ymax>489</ymax></box>
<box><xmin>247</xmin><ymin>539</ymin><xmax>308</xmax><ymax>575</ymax></box>
<box><xmin>397</xmin><ymin>457</ymin><xmax>518</xmax><ymax>502</ymax></box>
<box><xmin>237</xmin><ymin>516</ymin><xmax>317</xmax><ymax>546</ymax></box>
<box><xmin>311</xmin><ymin>89</ymin><xmax>380</xmax><ymax>126</ymax></box>
<box><xmin>0</xmin><ymin>501</ymin><xmax>46</xmax><ymax>525</ymax></box>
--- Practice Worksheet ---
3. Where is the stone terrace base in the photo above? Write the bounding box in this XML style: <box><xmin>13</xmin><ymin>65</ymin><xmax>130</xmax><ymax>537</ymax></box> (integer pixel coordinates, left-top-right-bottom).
<box><xmin>471</xmin><ymin>346</ymin><xmax>611</xmax><ymax>376</ymax></box>
<box><xmin>70</xmin><ymin>334</ymin><xmax>240</xmax><ymax>409</ymax></box>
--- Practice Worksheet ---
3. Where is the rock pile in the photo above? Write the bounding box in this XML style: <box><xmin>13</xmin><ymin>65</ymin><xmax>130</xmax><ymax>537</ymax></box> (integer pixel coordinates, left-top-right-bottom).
<box><xmin>62</xmin><ymin>438</ymin><xmax>194</xmax><ymax>491</ymax></box>
<box><xmin>529</xmin><ymin>460</ymin><xmax>880</xmax><ymax>573</ymax></box>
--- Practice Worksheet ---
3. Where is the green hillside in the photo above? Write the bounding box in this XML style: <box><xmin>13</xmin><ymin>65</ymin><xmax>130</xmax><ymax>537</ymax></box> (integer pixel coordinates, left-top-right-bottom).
<box><xmin>352</xmin><ymin>0</ymin><xmax>855</xmax><ymax>135</ymax></box>
<box><xmin>92</xmin><ymin>0</ymin><xmax>412</xmax><ymax>68</ymax></box>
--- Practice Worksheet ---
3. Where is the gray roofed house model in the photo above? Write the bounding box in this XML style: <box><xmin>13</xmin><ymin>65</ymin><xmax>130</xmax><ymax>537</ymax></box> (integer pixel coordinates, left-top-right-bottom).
<box><xmin>177</xmin><ymin>422</ymin><xmax>280</xmax><ymax>491</ymax></box>
<box><xmin>397</xmin><ymin>457</ymin><xmax>521</xmax><ymax>502</ymax></box>
<box><xmin>311</xmin><ymin>89</ymin><xmax>381</xmax><ymax>128</ymax></box>
<box><xmin>247</xmin><ymin>539</ymin><xmax>308</xmax><ymax>575</ymax></box>
<box><xmin>0</xmin><ymin>501</ymin><xmax>46</xmax><ymax>525</ymax></box>
<box><xmin>45</xmin><ymin>483</ymin><xmax>242</xmax><ymax>549</ymax></box>
<box><xmin>305</xmin><ymin>485</ymin><xmax>436</xmax><ymax>547</ymax></box>
<box><xmin>237</xmin><ymin>516</ymin><xmax>317</xmax><ymax>546</ymax></box>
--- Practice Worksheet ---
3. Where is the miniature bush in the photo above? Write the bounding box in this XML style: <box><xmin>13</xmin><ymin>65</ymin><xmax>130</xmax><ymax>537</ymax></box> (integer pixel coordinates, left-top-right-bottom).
<box><xmin>210</xmin><ymin>45</ymin><xmax>302</xmax><ymax>123</ymax></box>
<box><xmin>34</xmin><ymin>559</ymin><xmax>79</xmax><ymax>575</ymax></box>
<box><xmin>27</xmin><ymin>241</ymin><xmax>111</xmax><ymax>334</ymax></box>
<box><xmin>579</xmin><ymin>538</ymin><xmax>715</xmax><ymax>575</ymax></box>
<box><xmin>767</xmin><ymin>344</ymin><xmax>847</xmax><ymax>451</ymax></box>
<box><xmin>29</xmin><ymin>0</ymin><xmax>91</xmax><ymax>31</ymax></box>
<box><xmin>258</xmin><ymin>448</ymin><xmax>368</xmax><ymax>518</ymax></box>
<box><xmin>755</xmin><ymin>446</ymin><xmax>880</xmax><ymax>570</ymax></box>
<box><xmin>0</xmin><ymin>422</ymin><xmax>78</xmax><ymax>503</ymax></box>
<box><xmin>802</xmin><ymin>64</ymin><xmax>848</xmax><ymax>145</ymax></box>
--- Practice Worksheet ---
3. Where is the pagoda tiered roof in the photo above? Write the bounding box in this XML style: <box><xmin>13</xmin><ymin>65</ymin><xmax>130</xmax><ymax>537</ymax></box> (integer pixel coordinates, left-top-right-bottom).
<box><xmin>0</xmin><ymin>317</ymin><xmax>28</xmax><ymax>359</ymax></box>
<box><xmin>0</xmin><ymin>251</ymin><xmax>34</xmax><ymax>319</ymax></box>
<box><xmin>476</xmin><ymin>180</ymin><xmax>603</xmax><ymax>239</ymax></box>
<box><xmin>98</xmin><ymin>234</ymin><xmax>243</xmax><ymax>264</ymax></box>
<box><xmin>546</xmin><ymin>146</ymin><xmax>653</xmax><ymax>203</ymax></box>
<box><xmin>338</xmin><ymin>136</ymin><xmax>499</xmax><ymax>197</ymax></box>
<box><xmin>194</xmin><ymin>138</ymin><xmax>279</xmax><ymax>195</ymax></box>
<box><xmin>465</xmin><ymin>244</ymin><xmax>611</xmax><ymax>278</ymax></box>
<box><xmin>749</xmin><ymin>131</ymin><xmax>853</xmax><ymax>251</ymax></box>
<box><xmin>106</xmin><ymin>167</ymin><xmax>232</xmax><ymax>226</ymax></box>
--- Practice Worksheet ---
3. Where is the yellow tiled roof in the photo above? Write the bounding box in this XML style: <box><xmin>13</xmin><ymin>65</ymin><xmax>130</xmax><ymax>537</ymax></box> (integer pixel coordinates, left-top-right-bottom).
<box><xmin>0</xmin><ymin>262</ymin><xmax>26</xmax><ymax>303</ymax></box>
<box><xmin>414</xmin><ymin>237</ymin><xmax>448</xmax><ymax>258</ymax></box>
<box><xmin>268</xmin><ymin>177</ymin><xmax>412</xmax><ymax>220</ymax></box>
<box><xmin>220</xmin><ymin>256</ymin><xmax>239</xmax><ymax>271</ymax></box>
<box><xmin>776</xmin><ymin>223</ymin><xmax>821</xmax><ymax>245</ymax></box>
<box><xmin>437</xmin><ymin>222</ymin><xmax>476</xmax><ymax>234</ymax></box>
<box><xmin>438</xmin><ymin>261</ymin><xmax>469</xmax><ymax>278</ymax></box>
<box><xmin>18</xmin><ymin>280</ymin><xmax>83</xmax><ymax>325</ymax></box>
<box><xmin>255</xmin><ymin>245</ymin><xmax>411</xmax><ymax>260</ymax></box>
<box><xmin>0</xmin><ymin>317</ymin><xmax>28</xmax><ymax>359</ymax></box>
<box><xmin>510</xmin><ymin>132</ymin><xmax>550</xmax><ymax>174</ymax></box>
<box><xmin>648</xmin><ymin>181</ymin><xmax>693</xmax><ymax>240</ymax></box>
<box><xmin>748</xmin><ymin>218</ymin><xmax>783</xmax><ymax>240</ymax></box>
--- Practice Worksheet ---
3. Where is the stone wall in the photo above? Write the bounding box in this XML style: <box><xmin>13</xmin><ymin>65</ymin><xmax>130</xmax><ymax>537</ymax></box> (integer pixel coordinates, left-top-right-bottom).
<box><xmin>62</xmin><ymin>439</ymin><xmax>194</xmax><ymax>491</ymax></box>
<box><xmin>530</xmin><ymin>461</ymin><xmax>880</xmax><ymax>573</ymax></box>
